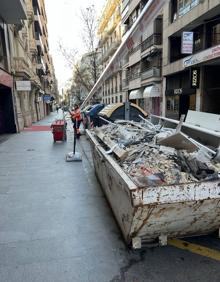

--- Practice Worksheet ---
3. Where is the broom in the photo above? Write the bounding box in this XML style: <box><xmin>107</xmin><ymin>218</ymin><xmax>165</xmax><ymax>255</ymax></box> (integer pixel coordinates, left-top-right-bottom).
<box><xmin>66</xmin><ymin>120</ymin><xmax>82</xmax><ymax>162</ymax></box>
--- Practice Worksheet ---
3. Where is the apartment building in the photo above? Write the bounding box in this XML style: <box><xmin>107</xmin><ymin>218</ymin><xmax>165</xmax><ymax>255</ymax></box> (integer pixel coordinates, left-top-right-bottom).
<box><xmin>121</xmin><ymin>0</ymin><xmax>164</xmax><ymax>115</ymax></box>
<box><xmin>83</xmin><ymin>0</ymin><xmax>166</xmax><ymax>114</ymax></box>
<box><xmin>163</xmin><ymin>0</ymin><xmax>220</xmax><ymax>119</ymax></box>
<box><xmin>0</xmin><ymin>0</ymin><xmax>27</xmax><ymax>133</ymax></box>
<box><xmin>32</xmin><ymin>0</ymin><xmax>57</xmax><ymax>117</ymax></box>
<box><xmin>0</xmin><ymin>0</ymin><xmax>58</xmax><ymax>134</ymax></box>
<box><xmin>98</xmin><ymin>0</ymin><xmax>124</xmax><ymax>105</ymax></box>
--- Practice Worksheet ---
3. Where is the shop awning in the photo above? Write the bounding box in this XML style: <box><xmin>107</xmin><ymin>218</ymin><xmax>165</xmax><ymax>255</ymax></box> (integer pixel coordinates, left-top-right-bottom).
<box><xmin>129</xmin><ymin>89</ymin><xmax>143</xmax><ymax>100</ymax></box>
<box><xmin>143</xmin><ymin>84</ymin><xmax>161</xmax><ymax>98</ymax></box>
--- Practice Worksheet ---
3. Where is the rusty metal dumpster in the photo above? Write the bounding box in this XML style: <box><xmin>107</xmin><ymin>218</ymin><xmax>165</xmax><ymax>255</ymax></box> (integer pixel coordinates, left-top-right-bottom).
<box><xmin>86</xmin><ymin>112</ymin><xmax>220</xmax><ymax>249</ymax></box>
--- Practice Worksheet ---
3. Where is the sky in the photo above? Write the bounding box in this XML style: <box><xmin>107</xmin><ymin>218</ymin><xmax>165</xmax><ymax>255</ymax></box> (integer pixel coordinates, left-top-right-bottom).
<box><xmin>44</xmin><ymin>0</ymin><xmax>106</xmax><ymax>93</ymax></box>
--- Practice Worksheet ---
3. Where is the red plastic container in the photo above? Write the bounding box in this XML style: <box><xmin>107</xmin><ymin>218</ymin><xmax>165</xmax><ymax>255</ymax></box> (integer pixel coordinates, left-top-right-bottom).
<box><xmin>51</xmin><ymin>120</ymin><xmax>66</xmax><ymax>142</ymax></box>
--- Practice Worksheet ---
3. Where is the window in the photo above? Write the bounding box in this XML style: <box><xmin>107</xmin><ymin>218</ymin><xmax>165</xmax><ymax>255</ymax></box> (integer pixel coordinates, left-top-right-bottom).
<box><xmin>172</xmin><ymin>0</ymin><xmax>200</xmax><ymax>21</ymax></box>
<box><xmin>120</xmin><ymin>95</ymin><xmax>123</xmax><ymax>102</ymax></box>
<box><xmin>0</xmin><ymin>27</ymin><xmax>7</xmax><ymax>70</ymax></box>
<box><xmin>212</xmin><ymin>23</ymin><xmax>220</xmax><ymax>47</ymax></box>
<box><xmin>194</xmin><ymin>26</ymin><xmax>203</xmax><ymax>52</ymax></box>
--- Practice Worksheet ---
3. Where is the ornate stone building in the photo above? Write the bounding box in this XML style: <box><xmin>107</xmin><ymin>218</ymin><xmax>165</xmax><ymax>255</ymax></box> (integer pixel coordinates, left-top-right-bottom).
<box><xmin>0</xmin><ymin>0</ymin><xmax>58</xmax><ymax>134</ymax></box>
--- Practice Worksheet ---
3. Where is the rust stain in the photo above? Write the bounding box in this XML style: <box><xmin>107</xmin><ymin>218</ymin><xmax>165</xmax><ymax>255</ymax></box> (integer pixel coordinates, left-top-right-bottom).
<box><xmin>131</xmin><ymin>205</ymin><xmax>156</xmax><ymax>238</ymax></box>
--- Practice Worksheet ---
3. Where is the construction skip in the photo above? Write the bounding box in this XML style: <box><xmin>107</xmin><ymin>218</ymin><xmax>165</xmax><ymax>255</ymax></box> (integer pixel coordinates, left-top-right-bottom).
<box><xmin>86</xmin><ymin>111</ymin><xmax>220</xmax><ymax>249</ymax></box>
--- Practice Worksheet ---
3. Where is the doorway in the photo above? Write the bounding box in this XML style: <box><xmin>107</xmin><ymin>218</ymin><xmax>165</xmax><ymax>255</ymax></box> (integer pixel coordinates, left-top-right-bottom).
<box><xmin>0</xmin><ymin>86</ymin><xmax>16</xmax><ymax>134</ymax></box>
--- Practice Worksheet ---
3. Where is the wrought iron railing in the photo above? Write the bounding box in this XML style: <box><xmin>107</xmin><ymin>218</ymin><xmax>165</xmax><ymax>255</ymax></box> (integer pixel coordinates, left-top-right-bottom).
<box><xmin>141</xmin><ymin>67</ymin><xmax>161</xmax><ymax>80</ymax></box>
<box><xmin>141</xmin><ymin>34</ymin><xmax>162</xmax><ymax>52</ymax></box>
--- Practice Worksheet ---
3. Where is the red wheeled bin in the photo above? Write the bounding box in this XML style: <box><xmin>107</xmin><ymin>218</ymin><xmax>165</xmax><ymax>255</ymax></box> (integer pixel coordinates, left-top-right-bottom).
<box><xmin>51</xmin><ymin>120</ymin><xmax>67</xmax><ymax>142</ymax></box>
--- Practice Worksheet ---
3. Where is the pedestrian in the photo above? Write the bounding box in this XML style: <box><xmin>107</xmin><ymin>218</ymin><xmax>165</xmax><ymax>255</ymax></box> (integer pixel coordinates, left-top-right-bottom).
<box><xmin>70</xmin><ymin>104</ymin><xmax>82</xmax><ymax>139</ymax></box>
<box><xmin>56</xmin><ymin>105</ymin><xmax>59</xmax><ymax>113</ymax></box>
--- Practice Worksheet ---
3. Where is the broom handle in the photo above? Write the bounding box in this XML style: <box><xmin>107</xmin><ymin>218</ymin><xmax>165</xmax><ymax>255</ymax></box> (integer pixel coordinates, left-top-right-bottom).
<box><xmin>73</xmin><ymin>120</ymin><xmax>77</xmax><ymax>154</ymax></box>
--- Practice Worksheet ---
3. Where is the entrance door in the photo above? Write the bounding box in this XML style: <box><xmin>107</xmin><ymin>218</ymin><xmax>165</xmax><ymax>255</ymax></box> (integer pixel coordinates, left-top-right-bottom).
<box><xmin>0</xmin><ymin>86</ymin><xmax>16</xmax><ymax>134</ymax></box>
<box><xmin>179</xmin><ymin>95</ymin><xmax>190</xmax><ymax>119</ymax></box>
<box><xmin>0</xmin><ymin>88</ymin><xmax>6</xmax><ymax>133</ymax></box>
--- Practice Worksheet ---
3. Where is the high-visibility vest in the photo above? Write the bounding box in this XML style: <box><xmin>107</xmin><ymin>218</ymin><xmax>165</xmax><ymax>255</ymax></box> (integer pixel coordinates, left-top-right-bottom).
<box><xmin>71</xmin><ymin>109</ymin><xmax>82</xmax><ymax>121</ymax></box>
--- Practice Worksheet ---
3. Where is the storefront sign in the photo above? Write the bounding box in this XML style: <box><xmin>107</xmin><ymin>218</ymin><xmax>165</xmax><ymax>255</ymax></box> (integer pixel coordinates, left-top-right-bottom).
<box><xmin>174</xmin><ymin>88</ymin><xmax>183</xmax><ymax>95</ymax></box>
<box><xmin>190</xmin><ymin>68</ymin><xmax>200</xmax><ymax>88</ymax></box>
<box><xmin>166</xmin><ymin>88</ymin><xmax>196</xmax><ymax>96</ymax></box>
<box><xmin>183</xmin><ymin>44</ymin><xmax>220</xmax><ymax>67</ymax></box>
<box><xmin>16</xmin><ymin>81</ymin><xmax>31</xmax><ymax>91</ymax></box>
<box><xmin>181</xmin><ymin>32</ymin><xmax>194</xmax><ymax>54</ymax></box>
<box><xmin>0</xmin><ymin>69</ymin><xmax>13</xmax><ymax>88</ymax></box>
<box><xmin>43</xmin><ymin>94</ymin><xmax>51</xmax><ymax>102</ymax></box>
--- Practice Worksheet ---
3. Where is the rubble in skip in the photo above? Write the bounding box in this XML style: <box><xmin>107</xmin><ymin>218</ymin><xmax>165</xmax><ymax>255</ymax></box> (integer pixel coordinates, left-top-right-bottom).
<box><xmin>93</xmin><ymin>119</ymin><xmax>220</xmax><ymax>187</ymax></box>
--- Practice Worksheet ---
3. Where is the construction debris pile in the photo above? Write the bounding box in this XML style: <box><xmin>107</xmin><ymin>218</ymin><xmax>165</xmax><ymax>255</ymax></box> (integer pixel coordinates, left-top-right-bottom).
<box><xmin>93</xmin><ymin>119</ymin><xmax>220</xmax><ymax>187</ymax></box>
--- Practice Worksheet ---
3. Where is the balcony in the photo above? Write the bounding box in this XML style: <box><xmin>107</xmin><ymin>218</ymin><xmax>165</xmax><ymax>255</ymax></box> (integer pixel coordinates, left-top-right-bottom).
<box><xmin>129</xmin><ymin>43</ymin><xmax>141</xmax><ymax>55</ymax></box>
<box><xmin>34</xmin><ymin>7</ymin><xmax>43</xmax><ymax>35</ymax></box>
<box><xmin>0</xmin><ymin>0</ymin><xmax>26</xmax><ymax>24</ymax></box>
<box><xmin>128</xmin><ymin>73</ymin><xmax>141</xmax><ymax>89</ymax></box>
<box><xmin>13</xmin><ymin>57</ymin><xmax>31</xmax><ymax>78</ymax></box>
<box><xmin>35</xmin><ymin>33</ymin><xmax>44</xmax><ymax>54</ymax></box>
<box><xmin>122</xmin><ymin>0</ymin><xmax>130</xmax><ymax>12</ymax></box>
<box><xmin>128</xmin><ymin>72</ymin><xmax>140</xmax><ymax>81</ymax></box>
<box><xmin>98</xmin><ymin>31</ymin><xmax>108</xmax><ymax>47</ymax></box>
<box><xmin>141</xmin><ymin>34</ymin><xmax>162</xmax><ymax>53</ymax></box>
<box><xmin>122</xmin><ymin>78</ymin><xmax>129</xmax><ymax>89</ymax></box>
<box><xmin>129</xmin><ymin>0</ymin><xmax>141</xmax><ymax>16</ymax></box>
<box><xmin>101</xmin><ymin>40</ymin><xmax>121</xmax><ymax>63</ymax></box>
<box><xmin>36</xmin><ymin>57</ymin><xmax>46</xmax><ymax>74</ymax></box>
<box><xmin>141</xmin><ymin>67</ymin><xmax>161</xmax><ymax>81</ymax></box>
<box><xmin>98</xmin><ymin>0</ymin><xmax>121</xmax><ymax>34</ymax></box>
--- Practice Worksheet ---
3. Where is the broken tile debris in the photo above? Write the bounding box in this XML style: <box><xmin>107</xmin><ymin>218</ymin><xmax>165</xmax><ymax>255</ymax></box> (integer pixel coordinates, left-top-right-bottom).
<box><xmin>93</xmin><ymin>120</ymin><xmax>219</xmax><ymax>187</ymax></box>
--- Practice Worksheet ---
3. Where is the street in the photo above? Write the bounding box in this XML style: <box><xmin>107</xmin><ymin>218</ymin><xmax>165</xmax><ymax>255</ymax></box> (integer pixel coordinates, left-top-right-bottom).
<box><xmin>0</xmin><ymin>112</ymin><xmax>219</xmax><ymax>282</ymax></box>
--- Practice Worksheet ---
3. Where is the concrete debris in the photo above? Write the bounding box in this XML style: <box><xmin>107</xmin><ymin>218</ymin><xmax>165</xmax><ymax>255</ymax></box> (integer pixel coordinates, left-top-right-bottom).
<box><xmin>158</xmin><ymin>132</ymin><xmax>198</xmax><ymax>152</ymax></box>
<box><xmin>93</xmin><ymin>121</ymin><xmax>219</xmax><ymax>187</ymax></box>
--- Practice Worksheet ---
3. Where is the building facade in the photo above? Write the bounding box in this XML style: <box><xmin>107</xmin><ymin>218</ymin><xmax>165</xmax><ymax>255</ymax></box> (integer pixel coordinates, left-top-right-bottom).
<box><xmin>121</xmin><ymin>0</ymin><xmax>163</xmax><ymax>115</ymax></box>
<box><xmin>83</xmin><ymin>0</ymin><xmax>220</xmax><ymax>120</ymax></box>
<box><xmin>0</xmin><ymin>0</ymin><xmax>58</xmax><ymax>134</ymax></box>
<box><xmin>163</xmin><ymin>0</ymin><xmax>220</xmax><ymax>119</ymax></box>
<box><xmin>98</xmin><ymin>0</ymin><xmax>124</xmax><ymax>105</ymax></box>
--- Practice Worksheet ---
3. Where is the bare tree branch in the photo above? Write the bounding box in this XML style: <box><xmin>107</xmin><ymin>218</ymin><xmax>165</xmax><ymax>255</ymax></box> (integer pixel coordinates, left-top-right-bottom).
<box><xmin>58</xmin><ymin>5</ymin><xmax>100</xmax><ymax>104</ymax></box>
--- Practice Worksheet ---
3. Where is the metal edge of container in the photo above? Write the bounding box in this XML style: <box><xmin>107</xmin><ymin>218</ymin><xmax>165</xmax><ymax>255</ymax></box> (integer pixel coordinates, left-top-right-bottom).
<box><xmin>86</xmin><ymin>129</ymin><xmax>220</xmax><ymax>248</ymax></box>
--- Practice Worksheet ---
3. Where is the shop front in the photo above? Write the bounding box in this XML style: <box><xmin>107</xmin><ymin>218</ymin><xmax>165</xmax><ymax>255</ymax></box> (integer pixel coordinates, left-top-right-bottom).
<box><xmin>165</xmin><ymin>88</ymin><xmax>196</xmax><ymax>120</ymax></box>
<box><xmin>165</xmin><ymin>70</ymin><xmax>197</xmax><ymax>120</ymax></box>
<box><xmin>183</xmin><ymin>44</ymin><xmax>220</xmax><ymax>115</ymax></box>
<box><xmin>129</xmin><ymin>89</ymin><xmax>144</xmax><ymax>109</ymax></box>
<box><xmin>0</xmin><ymin>69</ymin><xmax>16</xmax><ymax>134</ymax></box>
<box><xmin>143</xmin><ymin>84</ymin><xmax>161</xmax><ymax>115</ymax></box>
<box><xmin>43</xmin><ymin>94</ymin><xmax>52</xmax><ymax>115</ymax></box>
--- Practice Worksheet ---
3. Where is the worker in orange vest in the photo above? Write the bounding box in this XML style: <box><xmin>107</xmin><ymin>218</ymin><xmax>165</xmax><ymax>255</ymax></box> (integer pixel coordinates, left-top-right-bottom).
<box><xmin>70</xmin><ymin>104</ymin><xmax>82</xmax><ymax>139</ymax></box>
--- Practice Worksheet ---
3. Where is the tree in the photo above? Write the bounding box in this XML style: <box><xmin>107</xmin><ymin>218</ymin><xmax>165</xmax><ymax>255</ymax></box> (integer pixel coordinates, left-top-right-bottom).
<box><xmin>80</xmin><ymin>5</ymin><xmax>99</xmax><ymax>85</ymax></box>
<box><xmin>58</xmin><ymin>5</ymin><xmax>100</xmax><ymax>103</ymax></box>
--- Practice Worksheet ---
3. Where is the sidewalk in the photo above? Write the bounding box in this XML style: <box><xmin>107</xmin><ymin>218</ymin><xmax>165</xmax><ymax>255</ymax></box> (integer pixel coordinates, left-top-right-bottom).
<box><xmin>0</xmin><ymin>112</ymin><xmax>220</xmax><ymax>282</ymax></box>
<box><xmin>0</xmin><ymin>112</ymin><xmax>123</xmax><ymax>282</ymax></box>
